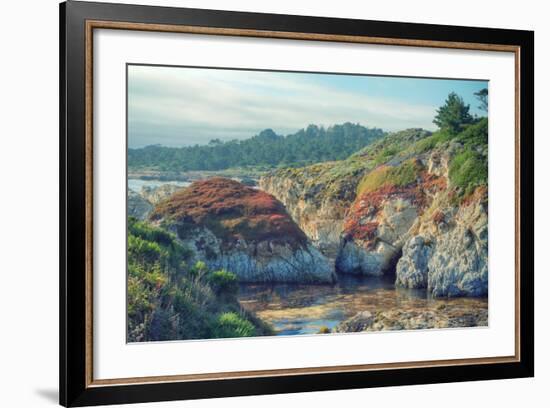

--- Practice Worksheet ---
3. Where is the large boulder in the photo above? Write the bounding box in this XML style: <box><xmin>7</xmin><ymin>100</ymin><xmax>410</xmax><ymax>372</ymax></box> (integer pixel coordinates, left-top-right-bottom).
<box><xmin>150</xmin><ymin>177</ymin><xmax>335</xmax><ymax>283</ymax></box>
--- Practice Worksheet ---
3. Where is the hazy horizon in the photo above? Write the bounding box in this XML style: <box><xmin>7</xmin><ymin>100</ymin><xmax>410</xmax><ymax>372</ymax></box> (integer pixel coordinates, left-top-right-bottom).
<box><xmin>128</xmin><ymin>65</ymin><xmax>488</xmax><ymax>149</ymax></box>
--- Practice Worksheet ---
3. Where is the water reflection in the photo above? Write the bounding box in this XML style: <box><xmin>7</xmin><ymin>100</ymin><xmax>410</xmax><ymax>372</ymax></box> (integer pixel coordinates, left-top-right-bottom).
<box><xmin>238</xmin><ymin>275</ymin><xmax>488</xmax><ymax>335</ymax></box>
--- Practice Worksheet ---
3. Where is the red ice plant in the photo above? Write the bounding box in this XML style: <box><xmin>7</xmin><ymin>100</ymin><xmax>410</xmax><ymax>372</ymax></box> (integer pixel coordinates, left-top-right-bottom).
<box><xmin>151</xmin><ymin>178</ymin><xmax>307</xmax><ymax>247</ymax></box>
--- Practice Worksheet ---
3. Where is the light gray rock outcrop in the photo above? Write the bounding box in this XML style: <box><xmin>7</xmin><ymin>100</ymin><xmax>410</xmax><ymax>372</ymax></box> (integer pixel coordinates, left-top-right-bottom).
<box><xmin>128</xmin><ymin>190</ymin><xmax>153</xmax><ymax>220</ymax></box>
<box><xmin>168</xmin><ymin>225</ymin><xmax>336</xmax><ymax>283</ymax></box>
<box><xmin>259</xmin><ymin>174</ymin><xmax>347</xmax><ymax>255</ymax></box>
<box><xmin>141</xmin><ymin>184</ymin><xmax>183</xmax><ymax>205</ymax></box>
<box><xmin>336</xmin><ymin>193</ymin><xmax>420</xmax><ymax>276</ymax></box>
<box><xmin>395</xmin><ymin>236</ymin><xmax>431</xmax><ymax>288</ymax></box>
<box><xmin>396</xmin><ymin>192</ymin><xmax>488</xmax><ymax>297</ymax></box>
<box><xmin>151</xmin><ymin>177</ymin><xmax>336</xmax><ymax>283</ymax></box>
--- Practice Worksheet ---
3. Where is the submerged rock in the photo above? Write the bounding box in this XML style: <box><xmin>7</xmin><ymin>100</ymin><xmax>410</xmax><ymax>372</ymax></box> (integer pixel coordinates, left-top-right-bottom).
<box><xmin>335</xmin><ymin>311</ymin><xmax>375</xmax><ymax>332</ymax></box>
<box><xmin>335</xmin><ymin>306</ymin><xmax>488</xmax><ymax>333</ymax></box>
<box><xmin>150</xmin><ymin>177</ymin><xmax>335</xmax><ymax>283</ymax></box>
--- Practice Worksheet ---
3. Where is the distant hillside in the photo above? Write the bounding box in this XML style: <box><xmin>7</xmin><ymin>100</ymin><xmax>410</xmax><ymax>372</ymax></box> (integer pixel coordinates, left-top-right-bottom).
<box><xmin>128</xmin><ymin>122</ymin><xmax>385</xmax><ymax>172</ymax></box>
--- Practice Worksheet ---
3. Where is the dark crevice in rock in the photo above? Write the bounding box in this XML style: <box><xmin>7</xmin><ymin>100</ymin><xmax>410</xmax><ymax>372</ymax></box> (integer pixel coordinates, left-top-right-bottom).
<box><xmin>383</xmin><ymin>248</ymin><xmax>402</xmax><ymax>278</ymax></box>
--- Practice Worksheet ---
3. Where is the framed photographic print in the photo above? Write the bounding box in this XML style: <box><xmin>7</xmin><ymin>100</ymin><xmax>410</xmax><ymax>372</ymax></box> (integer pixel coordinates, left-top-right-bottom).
<box><xmin>59</xmin><ymin>1</ymin><xmax>534</xmax><ymax>406</ymax></box>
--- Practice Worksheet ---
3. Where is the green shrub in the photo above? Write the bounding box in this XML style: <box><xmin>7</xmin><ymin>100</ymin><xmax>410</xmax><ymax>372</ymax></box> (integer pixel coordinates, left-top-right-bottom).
<box><xmin>127</xmin><ymin>218</ymin><xmax>269</xmax><ymax>342</ymax></box>
<box><xmin>449</xmin><ymin>149</ymin><xmax>487</xmax><ymax>196</ymax></box>
<box><xmin>129</xmin><ymin>217</ymin><xmax>174</xmax><ymax>246</ymax></box>
<box><xmin>208</xmin><ymin>269</ymin><xmax>239</xmax><ymax>296</ymax></box>
<box><xmin>373</xmin><ymin>145</ymin><xmax>399</xmax><ymax>165</ymax></box>
<box><xmin>129</xmin><ymin>217</ymin><xmax>192</xmax><ymax>269</ymax></box>
<box><xmin>128</xmin><ymin>234</ymin><xmax>164</xmax><ymax>264</ymax></box>
<box><xmin>454</xmin><ymin>117</ymin><xmax>488</xmax><ymax>148</ymax></box>
<box><xmin>412</xmin><ymin>130</ymin><xmax>453</xmax><ymax>153</ymax></box>
<box><xmin>189</xmin><ymin>261</ymin><xmax>208</xmax><ymax>281</ymax></box>
<box><xmin>148</xmin><ymin>308</ymin><xmax>176</xmax><ymax>341</ymax></box>
<box><xmin>213</xmin><ymin>312</ymin><xmax>256</xmax><ymax>338</ymax></box>
<box><xmin>127</xmin><ymin>274</ymin><xmax>152</xmax><ymax>318</ymax></box>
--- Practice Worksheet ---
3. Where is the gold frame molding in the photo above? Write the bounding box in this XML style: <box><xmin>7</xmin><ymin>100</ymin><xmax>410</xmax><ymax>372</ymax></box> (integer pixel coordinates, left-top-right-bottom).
<box><xmin>84</xmin><ymin>20</ymin><xmax>521</xmax><ymax>388</ymax></box>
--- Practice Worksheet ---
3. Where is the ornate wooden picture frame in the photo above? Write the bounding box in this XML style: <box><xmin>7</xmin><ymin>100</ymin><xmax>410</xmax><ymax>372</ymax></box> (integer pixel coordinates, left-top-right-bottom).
<box><xmin>60</xmin><ymin>1</ymin><xmax>534</xmax><ymax>406</ymax></box>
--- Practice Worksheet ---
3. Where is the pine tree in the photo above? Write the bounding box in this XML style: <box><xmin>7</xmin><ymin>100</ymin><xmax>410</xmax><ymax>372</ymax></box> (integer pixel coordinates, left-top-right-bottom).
<box><xmin>433</xmin><ymin>92</ymin><xmax>474</xmax><ymax>134</ymax></box>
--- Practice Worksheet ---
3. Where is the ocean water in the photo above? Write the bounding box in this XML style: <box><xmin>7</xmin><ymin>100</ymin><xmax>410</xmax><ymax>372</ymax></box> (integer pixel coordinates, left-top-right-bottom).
<box><xmin>128</xmin><ymin>178</ymin><xmax>190</xmax><ymax>192</ymax></box>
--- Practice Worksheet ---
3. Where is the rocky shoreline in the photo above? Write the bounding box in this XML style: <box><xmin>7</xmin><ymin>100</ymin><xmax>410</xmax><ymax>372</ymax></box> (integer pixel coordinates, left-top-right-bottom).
<box><xmin>260</xmin><ymin>126</ymin><xmax>489</xmax><ymax>298</ymax></box>
<box><xmin>128</xmin><ymin>122</ymin><xmax>488</xmax><ymax>299</ymax></box>
<box><xmin>335</xmin><ymin>305</ymin><xmax>488</xmax><ymax>333</ymax></box>
<box><xmin>148</xmin><ymin>178</ymin><xmax>335</xmax><ymax>283</ymax></box>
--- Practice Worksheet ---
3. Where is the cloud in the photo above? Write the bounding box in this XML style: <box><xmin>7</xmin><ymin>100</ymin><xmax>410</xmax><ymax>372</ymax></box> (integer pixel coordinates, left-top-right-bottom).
<box><xmin>128</xmin><ymin>65</ymin><xmax>439</xmax><ymax>148</ymax></box>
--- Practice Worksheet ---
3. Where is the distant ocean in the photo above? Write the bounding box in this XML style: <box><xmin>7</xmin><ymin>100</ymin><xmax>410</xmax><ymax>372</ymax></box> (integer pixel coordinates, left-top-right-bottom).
<box><xmin>128</xmin><ymin>178</ymin><xmax>190</xmax><ymax>192</ymax></box>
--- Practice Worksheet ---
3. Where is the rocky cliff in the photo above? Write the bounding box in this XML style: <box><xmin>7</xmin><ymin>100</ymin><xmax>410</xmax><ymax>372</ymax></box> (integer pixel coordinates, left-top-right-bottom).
<box><xmin>336</xmin><ymin>157</ymin><xmax>447</xmax><ymax>276</ymax></box>
<box><xmin>336</xmin><ymin>125</ymin><xmax>488</xmax><ymax>298</ymax></box>
<box><xmin>260</xmin><ymin>129</ymin><xmax>431</xmax><ymax>255</ymax></box>
<box><xmin>261</xmin><ymin>120</ymin><xmax>489</xmax><ymax>297</ymax></box>
<box><xmin>259</xmin><ymin>162</ymin><xmax>354</xmax><ymax>255</ymax></box>
<box><xmin>396</xmin><ymin>185</ymin><xmax>488</xmax><ymax>297</ymax></box>
<box><xmin>150</xmin><ymin>178</ymin><xmax>335</xmax><ymax>283</ymax></box>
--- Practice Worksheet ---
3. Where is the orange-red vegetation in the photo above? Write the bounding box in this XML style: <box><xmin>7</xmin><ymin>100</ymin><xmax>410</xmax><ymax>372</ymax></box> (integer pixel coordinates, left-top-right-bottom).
<box><xmin>420</xmin><ymin>172</ymin><xmax>447</xmax><ymax>193</ymax></box>
<box><xmin>151</xmin><ymin>178</ymin><xmax>307</xmax><ymax>246</ymax></box>
<box><xmin>461</xmin><ymin>185</ymin><xmax>489</xmax><ymax>207</ymax></box>
<box><xmin>343</xmin><ymin>170</ymin><xmax>445</xmax><ymax>248</ymax></box>
<box><xmin>343</xmin><ymin>184</ymin><xmax>421</xmax><ymax>248</ymax></box>
<box><xmin>432</xmin><ymin>210</ymin><xmax>446</xmax><ymax>224</ymax></box>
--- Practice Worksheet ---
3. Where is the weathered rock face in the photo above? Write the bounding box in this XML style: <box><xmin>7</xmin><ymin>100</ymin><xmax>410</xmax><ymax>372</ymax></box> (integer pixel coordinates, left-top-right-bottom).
<box><xmin>258</xmin><ymin>121</ymin><xmax>488</xmax><ymax>298</ymax></box>
<box><xmin>172</xmin><ymin>226</ymin><xmax>333</xmax><ymax>283</ymax></box>
<box><xmin>396</xmin><ymin>187</ymin><xmax>488</xmax><ymax>297</ymax></box>
<box><xmin>140</xmin><ymin>184</ymin><xmax>184</xmax><ymax>205</ymax></box>
<box><xmin>259</xmin><ymin>164</ymin><xmax>358</xmax><ymax>256</ymax></box>
<box><xmin>128</xmin><ymin>190</ymin><xmax>153</xmax><ymax>220</ymax></box>
<box><xmin>259</xmin><ymin>129</ymin><xmax>432</xmax><ymax>256</ymax></box>
<box><xmin>395</xmin><ymin>236</ymin><xmax>431</xmax><ymax>288</ymax></box>
<box><xmin>128</xmin><ymin>184</ymin><xmax>183</xmax><ymax>220</ymax></box>
<box><xmin>326</xmin><ymin>124</ymin><xmax>489</xmax><ymax>298</ymax></box>
<box><xmin>150</xmin><ymin>178</ymin><xmax>335</xmax><ymax>283</ymax></box>
<box><xmin>336</xmin><ymin>158</ymin><xmax>447</xmax><ymax>276</ymax></box>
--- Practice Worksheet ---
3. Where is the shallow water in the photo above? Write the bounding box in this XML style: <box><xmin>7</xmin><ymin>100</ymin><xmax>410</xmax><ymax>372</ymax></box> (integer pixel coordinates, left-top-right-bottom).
<box><xmin>128</xmin><ymin>178</ymin><xmax>190</xmax><ymax>192</ymax></box>
<box><xmin>238</xmin><ymin>275</ymin><xmax>488</xmax><ymax>335</ymax></box>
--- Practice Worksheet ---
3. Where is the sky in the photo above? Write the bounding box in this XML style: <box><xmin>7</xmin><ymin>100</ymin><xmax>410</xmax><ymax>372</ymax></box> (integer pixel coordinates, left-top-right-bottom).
<box><xmin>128</xmin><ymin>64</ymin><xmax>488</xmax><ymax>148</ymax></box>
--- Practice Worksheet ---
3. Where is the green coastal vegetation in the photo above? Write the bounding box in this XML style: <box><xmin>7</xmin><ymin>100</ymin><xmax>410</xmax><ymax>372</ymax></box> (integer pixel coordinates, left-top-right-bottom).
<box><xmin>127</xmin><ymin>217</ymin><xmax>272</xmax><ymax>342</ymax></box>
<box><xmin>357</xmin><ymin>92</ymin><xmax>488</xmax><ymax>200</ymax></box>
<box><xmin>127</xmin><ymin>90</ymin><xmax>489</xmax><ymax>340</ymax></box>
<box><xmin>128</xmin><ymin>122</ymin><xmax>385</xmax><ymax>172</ymax></box>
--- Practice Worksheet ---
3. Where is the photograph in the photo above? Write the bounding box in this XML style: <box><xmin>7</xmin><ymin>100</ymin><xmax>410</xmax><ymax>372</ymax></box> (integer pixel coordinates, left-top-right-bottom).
<box><xmin>126</xmin><ymin>65</ymin><xmax>490</xmax><ymax>342</ymax></box>
<box><xmin>53</xmin><ymin>1</ymin><xmax>535</xmax><ymax>405</ymax></box>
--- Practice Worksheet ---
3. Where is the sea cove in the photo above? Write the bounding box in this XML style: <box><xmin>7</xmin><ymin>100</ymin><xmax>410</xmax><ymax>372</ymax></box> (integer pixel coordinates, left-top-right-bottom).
<box><xmin>126</xmin><ymin>65</ymin><xmax>489</xmax><ymax>342</ymax></box>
